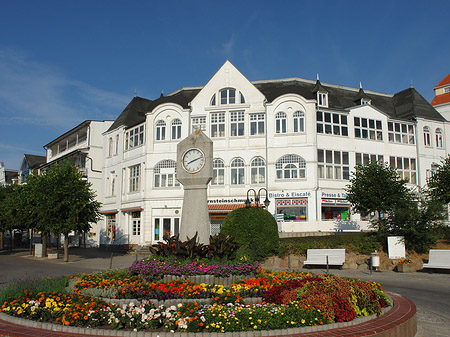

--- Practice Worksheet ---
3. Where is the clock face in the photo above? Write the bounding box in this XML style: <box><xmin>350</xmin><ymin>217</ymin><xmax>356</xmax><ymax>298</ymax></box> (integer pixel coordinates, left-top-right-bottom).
<box><xmin>182</xmin><ymin>148</ymin><xmax>205</xmax><ymax>173</ymax></box>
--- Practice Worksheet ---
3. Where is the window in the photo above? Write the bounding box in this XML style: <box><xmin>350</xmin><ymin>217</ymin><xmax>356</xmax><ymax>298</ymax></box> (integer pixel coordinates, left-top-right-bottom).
<box><xmin>212</xmin><ymin>159</ymin><xmax>225</xmax><ymax>185</ymax></box>
<box><xmin>115</xmin><ymin>134</ymin><xmax>119</xmax><ymax>155</ymax></box>
<box><xmin>388</xmin><ymin>122</ymin><xmax>415</xmax><ymax>144</ymax></box>
<box><xmin>108</xmin><ymin>171</ymin><xmax>116</xmax><ymax>196</ymax></box>
<box><xmin>276</xmin><ymin>198</ymin><xmax>307</xmax><ymax>221</ymax></box>
<box><xmin>230</xmin><ymin>111</ymin><xmax>244</xmax><ymax>136</ymax></box>
<box><xmin>132</xmin><ymin>211</ymin><xmax>141</xmax><ymax>236</ymax></box>
<box><xmin>211</xmin><ymin>112</ymin><xmax>225</xmax><ymax>137</ymax></box>
<box><xmin>129</xmin><ymin>164</ymin><xmax>141</xmax><ymax>193</ymax></box>
<box><xmin>317</xmin><ymin>92</ymin><xmax>328</xmax><ymax>107</ymax></box>
<box><xmin>276</xmin><ymin>154</ymin><xmax>306</xmax><ymax>179</ymax></box>
<box><xmin>154</xmin><ymin>217</ymin><xmax>180</xmax><ymax>241</ymax></box>
<box><xmin>436</xmin><ymin>128</ymin><xmax>444</xmax><ymax>148</ymax></box>
<box><xmin>361</xmin><ymin>98</ymin><xmax>371</xmax><ymax>105</ymax></box>
<box><xmin>316</xmin><ymin>111</ymin><xmax>348</xmax><ymax>136</ymax></box>
<box><xmin>444</xmin><ymin>87</ymin><xmax>450</xmax><ymax>93</ymax></box>
<box><xmin>192</xmin><ymin>116</ymin><xmax>206</xmax><ymax>132</ymax></box>
<box><xmin>106</xmin><ymin>214</ymin><xmax>116</xmax><ymax>241</ymax></box>
<box><xmin>251</xmin><ymin>157</ymin><xmax>266</xmax><ymax>184</ymax></box>
<box><xmin>125</xmin><ymin>125</ymin><xmax>145</xmax><ymax>150</ymax></box>
<box><xmin>355</xmin><ymin>153</ymin><xmax>384</xmax><ymax>166</ymax></box>
<box><xmin>318</xmin><ymin>150</ymin><xmax>349</xmax><ymax>180</ymax></box>
<box><xmin>293</xmin><ymin>111</ymin><xmax>305</xmax><ymax>133</ymax></box>
<box><xmin>220</xmin><ymin>88</ymin><xmax>236</xmax><ymax>105</ymax></box>
<box><xmin>156</xmin><ymin>120</ymin><xmax>166</xmax><ymax>141</ymax></box>
<box><xmin>210</xmin><ymin>94</ymin><xmax>216</xmax><ymax>106</ymax></box>
<box><xmin>250</xmin><ymin>113</ymin><xmax>265</xmax><ymax>135</ymax></box>
<box><xmin>275</xmin><ymin>112</ymin><xmax>287</xmax><ymax>134</ymax></box>
<box><xmin>423</xmin><ymin>126</ymin><xmax>431</xmax><ymax>146</ymax></box>
<box><xmin>108</xmin><ymin>137</ymin><xmax>113</xmax><ymax>157</ymax></box>
<box><xmin>171</xmin><ymin>119</ymin><xmax>182</xmax><ymax>140</ymax></box>
<box><xmin>231</xmin><ymin>158</ymin><xmax>245</xmax><ymax>185</ymax></box>
<box><xmin>426</xmin><ymin>163</ymin><xmax>439</xmax><ymax>180</ymax></box>
<box><xmin>239</xmin><ymin>91</ymin><xmax>246</xmax><ymax>104</ymax></box>
<box><xmin>321</xmin><ymin>200</ymin><xmax>350</xmax><ymax>221</ymax></box>
<box><xmin>154</xmin><ymin>160</ymin><xmax>180</xmax><ymax>188</ymax></box>
<box><xmin>354</xmin><ymin>117</ymin><xmax>382</xmax><ymax>140</ymax></box>
<box><xmin>389</xmin><ymin>156</ymin><xmax>417</xmax><ymax>184</ymax></box>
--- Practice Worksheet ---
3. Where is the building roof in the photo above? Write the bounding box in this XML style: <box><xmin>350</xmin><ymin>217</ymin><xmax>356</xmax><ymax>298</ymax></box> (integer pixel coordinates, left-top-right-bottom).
<box><xmin>108</xmin><ymin>73</ymin><xmax>445</xmax><ymax>132</ymax></box>
<box><xmin>433</xmin><ymin>73</ymin><xmax>450</xmax><ymax>89</ymax></box>
<box><xmin>23</xmin><ymin>154</ymin><xmax>46</xmax><ymax>169</ymax></box>
<box><xmin>5</xmin><ymin>170</ymin><xmax>19</xmax><ymax>184</ymax></box>
<box><xmin>431</xmin><ymin>92</ymin><xmax>450</xmax><ymax>107</ymax></box>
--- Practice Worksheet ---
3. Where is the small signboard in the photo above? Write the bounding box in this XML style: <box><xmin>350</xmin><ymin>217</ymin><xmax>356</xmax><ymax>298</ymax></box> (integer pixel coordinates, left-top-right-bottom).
<box><xmin>387</xmin><ymin>236</ymin><xmax>406</xmax><ymax>259</ymax></box>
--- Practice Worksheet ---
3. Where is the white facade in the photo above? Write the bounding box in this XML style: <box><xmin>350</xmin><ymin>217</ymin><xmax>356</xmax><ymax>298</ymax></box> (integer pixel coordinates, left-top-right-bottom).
<box><xmin>43</xmin><ymin>120</ymin><xmax>113</xmax><ymax>246</ymax></box>
<box><xmin>100</xmin><ymin>61</ymin><xmax>450</xmax><ymax>247</ymax></box>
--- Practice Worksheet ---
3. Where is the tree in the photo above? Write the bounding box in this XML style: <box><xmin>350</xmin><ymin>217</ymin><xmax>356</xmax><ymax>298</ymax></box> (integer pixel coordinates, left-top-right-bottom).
<box><xmin>27</xmin><ymin>161</ymin><xmax>101</xmax><ymax>262</ymax></box>
<box><xmin>427</xmin><ymin>155</ymin><xmax>450</xmax><ymax>205</ymax></box>
<box><xmin>345</xmin><ymin>161</ymin><xmax>412</xmax><ymax>218</ymax></box>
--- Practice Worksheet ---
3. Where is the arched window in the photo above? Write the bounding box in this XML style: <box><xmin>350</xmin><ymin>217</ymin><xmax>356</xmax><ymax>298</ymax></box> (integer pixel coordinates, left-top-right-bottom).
<box><xmin>251</xmin><ymin>157</ymin><xmax>266</xmax><ymax>184</ymax></box>
<box><xmin>423</xmin><ymin>126</ymin><xmax>431</xmax><ymax>146</ymax></box>
<box><xmin>210</xmin><ymin>94</ymin><xmax>216</xmax><ymax>106</ymax></box>
<box><xmin>276</xmin><ymin>154</ymin><xmax>306</xmax><ymax>179</ymax></box>
<box><xmin>275</xmin><ymin>112</ymin><xmax>287</xmax><ymax>134</ymax></box>
<box><xmin>212</xmin><ymin>158</ymin><xmax>225</xmax><ymax>185</ymax></box>
<box><xmin>156</xmin><ymin>120</ymin><xmax>166</xmax><ymax>141</ymax></box>
<box><xmin>220</xmin><ymin>88</ymin><xmax>236</xmax><ymax>105</ymax></box>
<box><xmin>436</xmin><ymin>128</ymin><xmax>443</xmax><ymax>148</ymax></box>
<box><xmin>154</xmin><ymin>160</ymin><xmax>179</xmax><ymax>188</ymax></box>
<box><xmin>171</xmin><ymin>119</ymin><xmax>182</xmax><ymax>140</ymax></box>
<box><xmin>230</xmin><ymin>158</ymin><xmax>245</xmax><ymax>185</ymax></box>
<box><xmin>293</xmin><ymin>111</ymin><xmax>305</xmax><ymax>133</ymax></box>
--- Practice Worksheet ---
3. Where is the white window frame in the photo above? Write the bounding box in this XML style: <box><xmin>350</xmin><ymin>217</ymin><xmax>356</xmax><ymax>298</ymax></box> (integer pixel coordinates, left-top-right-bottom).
<box><xmin>389</xmin><ymin>156</ymin><xmax>417</xmax><ymax>184</ymax></box>
<box><xmin>192</xmin><ymin>116</ymin><xmax>206</xmax><ymax>133</ymax></box>
<box><xmin>251</xmin><ymin>157</ymin><xmax>266</xmax><ymax>184</ymax></box>
<box><xmin>275</xmin><ymin>112</ymin><xmax>287</xmax><ymax>134</ymax></box>
<box><xmin>293</xmin><ymin>111</ymin><xmax>305</xmax><ymax>133</ymax></box>
<box><xmin>354</xmin><ymin>117</ymin><xmax>383</xmax><ymax>140</ymax></box>
<box><xmin>230</xmin><ymin>111</ymin><xmax>244</xmax><ymax>137</ymax></box>
<box><xmin>436</xmin><ymin>128</ymin><xmax>444</xmax><ymax>148</ymax></box>
<box><xmin>211</xmin><ymin>112</ymin><xmax>225</xmax><ymax>138</ymax></box>
<box><xmin>129</xmin><ymin>164</ymin><xmax>141</xmax><ymax>193</ymax></box>
<box><xmin>276</xmin><ymin>154</ymin><xmax>306</xmax><ymax>180</ymax></box>
<box><xmin>171</xmin><ymin>119</ymin><xmax>182</xmax><ymax>140</ymax></box>
<box><xmin>250</xmin><ymin>113</ymin><xmax>265</xmax><ymax>136</ymax></box>
<box><xmin>388</xmin><ymin>122</ymin><xmax>415</xmax><ymax>144</ymax></box>
<box><xmin>155</xmin><ymin>120</ymin><xmax>166</xmax><ymax>141</ymax></box>
<box><xmin>212</xmin><ymin>158</ymin><xmax>225</xmax><ymax>185</ymax></box>
<box><xmin>423</xmin><ymin>126</ymin><xmax>431</xmax><ymax>147</ymax></box>
<box><xmin>132</xmin><ymin>211</ymin><xmax>141</xmax><ymax>236</ymax></box>
<box><xmin>317</xmin><ymin>92</ymin><xmax>328</xmax><ymax>107</ymax></box>
<box><xmin>318</xmin><ymin>150</ymin><xmax>349</xmax><ymax>180</ymax></box>
<box><xmin>154</xmin><ymin>160</ymin><xmax>180</xmax><ymax>188</ymax></box>
<box><xmin>317</xmin><ymin>111</ymin><xmax>348</xmax><ymax>136</ymax></box>
<box><xmin>231</xmin><ymin>158</ymin><xmax>245</xmax><ymax>185</ymax></box>
<box><xmin>220</xmin><ymin>88</ymin><xmax>236</xmax><ymax>105</ymax></box>
<box><xmin>355</xmin><ymin>153</ymin><xmax>384</xmax><ymax>166</ymax></box>
<box><xmin>125</xmin><ymin>124</ymin><xmax>145</xmax><ymax>150</ymax></box>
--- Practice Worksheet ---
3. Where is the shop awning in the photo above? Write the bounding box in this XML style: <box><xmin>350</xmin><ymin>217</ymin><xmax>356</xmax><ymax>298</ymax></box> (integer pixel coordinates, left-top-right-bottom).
<box><xmin>208</xmin><ymin>204</ymin><xmax>256</xmax><ymax>212</ymax></box>
<box><xmin>99</xmin><ymin>210</ymin><xmax>118</xmax><ymax>215</ymax></box>
<box><xmin>121</xmin><ymin>207</ymin><xmax>143</xmax><ymax>213</ymax></box>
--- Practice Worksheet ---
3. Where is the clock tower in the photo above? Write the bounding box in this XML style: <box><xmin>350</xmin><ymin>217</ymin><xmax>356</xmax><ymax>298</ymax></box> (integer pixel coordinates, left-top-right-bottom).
<box><xmin>176</xmin><ymin>130</ymin><xmax>213</xmax><ymax>244</ymax></box>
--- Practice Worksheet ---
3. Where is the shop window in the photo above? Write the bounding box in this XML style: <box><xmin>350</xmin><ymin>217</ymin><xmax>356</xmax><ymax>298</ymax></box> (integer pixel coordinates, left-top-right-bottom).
<box><xmin>106</xmin><ymin>214</ymin><xmax>116</xmax><ymax>241</ymax></box>
<box><xmin>275</xmin><ymin>198</ymin><xmax>308</xmax><ymax>222</ymax></box>
<box><xmin>154</xmin><ymin>217</ymin><xmax>180</xmax><ymax>241</ymax></box>
<box><xmin>321</xmin><ymin>199</ymin><xmax>350</xmax><ymax>221</ymax></box>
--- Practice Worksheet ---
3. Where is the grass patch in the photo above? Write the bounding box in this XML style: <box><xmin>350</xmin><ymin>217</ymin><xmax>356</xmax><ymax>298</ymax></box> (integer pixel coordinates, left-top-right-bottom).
<box><xmin>0</xmin><ymin>275</ymin><xmax>69</xmax><ymax>304</ymax></box>
<box><xmin>279</xmin><ymin>232</ymin><xmax>381</xmax><ymax>256</ymax></box>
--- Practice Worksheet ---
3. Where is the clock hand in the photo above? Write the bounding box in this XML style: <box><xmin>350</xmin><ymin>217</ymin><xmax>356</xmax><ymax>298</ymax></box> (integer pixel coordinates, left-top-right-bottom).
<box><xmin>188</xmin><ymin>157</ymin><xmax>202</xmax><ymax>165</ymax></box>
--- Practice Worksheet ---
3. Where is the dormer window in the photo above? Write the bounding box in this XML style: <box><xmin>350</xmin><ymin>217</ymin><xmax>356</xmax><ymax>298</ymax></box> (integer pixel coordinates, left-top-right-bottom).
<box><xmin>444</xmin><ymin>87</ymin><xmax>450</xmax><ymax>93</ymax></box>
<box><xmin>210</xmin><ymin>88</ymin><xmax>245</xmax><ymax>106</ymax></box>
<box><xmin>221</xmin><ymin>88</ymin><xmax>235</xmax><ymax>104</ymax></box>
<box><xmin>317</xmin><ymin>92</ymin><xmax>328</xmax><ymax>107</ymax></box>
<box><xmin>361</xmin><ymin>98</ymin><xmax>371</xmax><ymax>105</ymax></box>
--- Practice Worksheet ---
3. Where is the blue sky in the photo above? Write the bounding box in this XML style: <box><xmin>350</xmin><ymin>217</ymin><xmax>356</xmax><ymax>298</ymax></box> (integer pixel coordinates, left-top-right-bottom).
<box><xmin>1</xmin><ymin>0</ymin><xmax>449</xmax><ymax>170</ymax></box>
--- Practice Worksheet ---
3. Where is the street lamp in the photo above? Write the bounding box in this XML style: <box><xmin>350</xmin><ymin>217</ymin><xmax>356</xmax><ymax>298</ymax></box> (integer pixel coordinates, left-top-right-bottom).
<box><xmin>245</xmin><ymin>188</ymin><xmax>270</xmax><ymax>208</ymax></box>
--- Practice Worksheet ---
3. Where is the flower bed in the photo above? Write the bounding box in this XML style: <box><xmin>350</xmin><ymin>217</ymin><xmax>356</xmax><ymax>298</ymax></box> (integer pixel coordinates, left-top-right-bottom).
<box><xmin>0</xmin><ymin>268</ymin><xmax>391</xmax><ymax>333</ymax></box>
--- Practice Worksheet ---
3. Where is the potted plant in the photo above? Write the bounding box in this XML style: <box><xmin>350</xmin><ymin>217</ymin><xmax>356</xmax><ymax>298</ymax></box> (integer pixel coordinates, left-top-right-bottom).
<box><xmin>397</xmin><ymin>258</ymin><xmax>416</xmax><ymax>273</ymax></box>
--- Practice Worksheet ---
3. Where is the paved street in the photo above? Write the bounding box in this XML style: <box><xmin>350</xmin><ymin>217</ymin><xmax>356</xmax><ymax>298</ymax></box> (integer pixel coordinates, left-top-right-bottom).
<box><xmin>1</xmin><ymin>248</ymin><xmax>449</xmax><ymax>337</ymax></box>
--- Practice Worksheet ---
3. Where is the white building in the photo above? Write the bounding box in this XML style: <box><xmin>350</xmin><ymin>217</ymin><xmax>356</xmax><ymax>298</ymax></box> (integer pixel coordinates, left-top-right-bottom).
<box><xmin>100</xmin><ymin>61</ymin><xmax>449</xmax><ymax>247</ymax></box>
<box><xmin>431</xmin><ymin>72</ymin><xmax>450</xmax><ymax>121</ymax></box>
<box><xmin>43</xmin><ymin>120</ymin><xmax>113</xmax><ymax>246</ymax></box>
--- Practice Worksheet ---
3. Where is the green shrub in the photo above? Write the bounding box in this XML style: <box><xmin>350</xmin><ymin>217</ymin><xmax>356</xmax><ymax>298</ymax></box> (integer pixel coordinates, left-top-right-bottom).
<box><xmin>279</xmin><ymin>233</ymin><xmax>380</xmax><ymax>256</ymax></box>
<box><xmin>220</xmin><ymin>207</ymin><xmax>279</xmax><ymax>261</ymax></box>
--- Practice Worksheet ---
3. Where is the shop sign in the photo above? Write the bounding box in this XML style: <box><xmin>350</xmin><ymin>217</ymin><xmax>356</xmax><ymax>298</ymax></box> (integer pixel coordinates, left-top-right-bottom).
<box><xmin>208</xmin><ymin>198</ymin><xmax>247</xmax><ymax>204</ymax></box>
<box><xmin>269</xmin><ymin>191</ymin><xmax>311</xmax><ymax>198</ymax></box>
<box><xmin>321</xmin><ymin>191</ymin><xmax>348</xmax><ymax>199</ymax></box>
<box><xmin>322</xmin><ymin>199</ymin><xmax>336</xmax><ymax>204</ymax></box>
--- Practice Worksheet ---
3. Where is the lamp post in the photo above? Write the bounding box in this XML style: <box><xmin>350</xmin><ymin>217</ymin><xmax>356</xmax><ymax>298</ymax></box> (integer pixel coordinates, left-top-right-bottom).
<box><xmin>245</xmin><ymin>188</ymin><xmax>270</xmax><ymax>208</ymax></box>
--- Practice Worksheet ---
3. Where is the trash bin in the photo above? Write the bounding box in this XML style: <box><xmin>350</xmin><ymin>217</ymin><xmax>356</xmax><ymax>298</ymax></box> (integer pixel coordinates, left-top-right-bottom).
<box><xmin>35</xmin><ymin>243</ymin><xmax>43</xmax><ymax>258</ymax></box>
<box><xmin>371</xmin><ymin>250</ymin><xmax>380</xmax><ymax>271</ymax></box>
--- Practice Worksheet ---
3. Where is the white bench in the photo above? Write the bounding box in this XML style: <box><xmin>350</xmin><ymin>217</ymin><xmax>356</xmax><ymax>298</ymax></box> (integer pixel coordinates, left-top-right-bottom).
<box><xmin>303</xmin><ymin>249</ymin><xmax>346</xmax><ymax>267</ymax></box>
<box><xmin>423</xmin><ymin>249</ymin><xmax>450</xmax><ymax>269</ymax></box>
